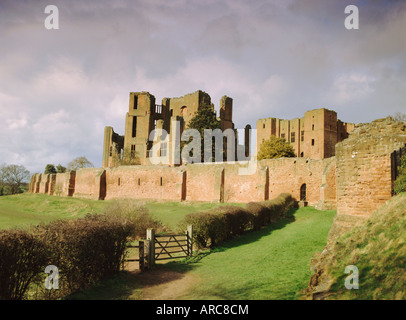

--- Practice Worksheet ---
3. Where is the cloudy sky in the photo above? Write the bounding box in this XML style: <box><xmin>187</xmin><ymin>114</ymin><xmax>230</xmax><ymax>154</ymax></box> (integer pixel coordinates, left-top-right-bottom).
<box><xmin>1</xmin><ymin>0</ymin><xmax>405</xmax><ymax>173</ymax></box>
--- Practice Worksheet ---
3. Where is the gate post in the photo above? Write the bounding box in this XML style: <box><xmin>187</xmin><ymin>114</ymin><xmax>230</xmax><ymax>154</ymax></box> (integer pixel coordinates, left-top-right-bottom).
<box><xmin>138</xmin><ymin>240</ymin><xmax>145</xmax><ymax>271</ymax></box>
<box><xmin>146</xmin><ymin>228</ymin><xmax>155</xmax><ymax>267</ymax></box>
<box><xmin>187</xmin><ymin>225</ymin><xmax>193</xmax><ymax>256</ymax></box>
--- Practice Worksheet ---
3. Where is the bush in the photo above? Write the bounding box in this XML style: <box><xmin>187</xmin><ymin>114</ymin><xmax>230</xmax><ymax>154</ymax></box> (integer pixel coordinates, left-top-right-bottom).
<box><xmin>102</xmin><ymin>199</ymin><xmax>165</xmax><ymax>239</ymax></box>
<box><xmin>246</xmin><ymin>193</ymin><xmax>293</xmax><ymax>230</ymax></box>
<box><xmin>394</xmin><ymin>154</ymin><xmax>406</xmax><ymax>194</ymax></box>
<box><xmin>35</xmin><ymin>214</ymin><xmax>134</xmax><ymax>298</ymax></box>
<box><xmin>179</xmin><ymin>211</ymin><xmax>225</xmax><ymax>249</ymax></box>
<box><xmin>0</xmin><ymin>229</ymin><xmax>48</xmax><ymax>300</ymax></box>
<box><xmin>257</xmin><ymin>136</ymin><xmax>296</xmax><ymax>160</ymax></box>
<box><xmin>178</xmin><ymin>194</ymin><xmax>294</xmax><ymax>249</ymax></box>
<box><xmin>0</xmin><ymin>214</ymin><xmax>135</xmax><ymax>300</ymax></box>
<box><xmin>216</xmin><ymin>206</ymin><xmax>252</xmax><ymax>238</ymax></box>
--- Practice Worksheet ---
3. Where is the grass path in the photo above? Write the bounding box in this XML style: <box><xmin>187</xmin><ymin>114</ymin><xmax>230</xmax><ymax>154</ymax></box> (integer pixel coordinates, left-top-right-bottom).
<box><xmin>170</xmin><ymin>206</ymin><xmax>335</xmax><ymax>300</ymax></box>
<box><xmin>70</xmin><ymin>206</ymin><xmax>335</xmax><ymax>300</ymax></box>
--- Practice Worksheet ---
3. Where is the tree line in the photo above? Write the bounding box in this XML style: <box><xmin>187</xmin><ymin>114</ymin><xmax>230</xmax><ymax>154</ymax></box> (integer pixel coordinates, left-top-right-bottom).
<box><xmin>0</xmin><ymin>157</ymin><xmax>94</xmax><ymax>196</ymax></box>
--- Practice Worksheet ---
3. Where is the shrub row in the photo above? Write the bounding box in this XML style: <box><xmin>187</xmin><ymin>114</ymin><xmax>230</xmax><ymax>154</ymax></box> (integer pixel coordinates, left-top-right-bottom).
<box><xmin>0</xmin><ymin>214</ymin><xmax>134</xmax><ymax>300</ymax></box>
<box><xmin>178</xmin><ymin>193</ymin><xmax>294</xmax><ymax>249</ymax></box>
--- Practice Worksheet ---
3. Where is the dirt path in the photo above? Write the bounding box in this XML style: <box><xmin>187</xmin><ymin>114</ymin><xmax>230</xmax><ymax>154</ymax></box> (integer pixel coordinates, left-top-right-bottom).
<box><xmin>128</xmin><ymin>267</ymin><xmax>200</xmax><ymax>300</ymax></box>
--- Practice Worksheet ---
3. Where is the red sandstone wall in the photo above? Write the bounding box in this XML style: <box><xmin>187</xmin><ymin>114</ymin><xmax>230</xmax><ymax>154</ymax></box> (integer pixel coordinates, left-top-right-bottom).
<box><xmin>336</xmin><ymin>118</ymin><xmax>406</xmax><ymax>218</ymax></box>
<box><xmin>38</xmin><ymin>174</ymin><xmax>49</xmax><ymax>194</ymax></box>
<box><xmin>223</xmin><ymin>163</ymin><xmax>265</xmax><ymax>203</ymax></box>
<box><xmin>54</xmin><ymin>172</ymin><xmax>75</xmax><ymax>197</ymax></box>
<box><xmin>28</xmin><ymin>157</ymin><xmax>337</xmax><ymax>209</ymax></box>
<box><xmin>261</xmin><ymin>157</ymin><xmax>335</xmax><ymax>206</ymax></box>
<box><xmin>104</xmin><ymin>165</ymin><xmax>184</xmax><ymax>201</ymax></box>
<box><xmin>185</xmin><ymin>164</ymin><xmax>222</xmax><ymax>202</ymax></box>
<box><xmin>73</xmin><ymin>168</ymin><xmax>105</xmax><ymax>200</ymax></box>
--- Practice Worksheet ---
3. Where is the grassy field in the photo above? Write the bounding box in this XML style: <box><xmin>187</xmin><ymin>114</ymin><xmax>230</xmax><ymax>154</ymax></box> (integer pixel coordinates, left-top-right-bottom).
<box><xmin>0</xmin><ymin>193</ymin><xmax>242</xmax><ymax>231</ymax></box>
<box><xmin>1</xmin><ymin>193</ymin><xmax>336</xmax><ymax>300</ymax></box>
<box><xmin>70</xmin><ymin>206</ymin><xmax>336</xmax><ymax>300</ymax></box>
<box><xmin>0</xmin><ymin>193</ymin><xmax>106</xmax><ymax>230</ymax></box>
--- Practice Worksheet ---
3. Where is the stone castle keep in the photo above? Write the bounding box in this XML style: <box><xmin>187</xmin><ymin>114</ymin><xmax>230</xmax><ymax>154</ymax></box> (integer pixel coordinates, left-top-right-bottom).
<box><xmin>102</xmin><ymin>90</ymin><xmax>355</xmax><ymax>167</ymax></box>
<box><xmin>102</xmin><ymin>90</ymin><xmax>235</xmax><ymax>168</ymax></box>
<box><xmin>29</xmin><ymin>90</ymin><xmax>406</xmax><ymax>233</ymax></box>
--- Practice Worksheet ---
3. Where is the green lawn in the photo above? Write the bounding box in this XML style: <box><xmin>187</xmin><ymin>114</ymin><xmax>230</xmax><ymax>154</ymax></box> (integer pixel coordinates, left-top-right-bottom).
<box><xmin>0</xmin><ymin>193</ymin><xmax>107</xmax><ymax>230</ymax></box>
<box><xmin>0</xmin><ymin>193</ymin><xmax>240</xmax><ymax>231</ymax></box>
<box><xmin>146</xmin><ymin>201</ymin><xmax>244</xmax><ymax>230</ymax></box>
<box><xmin>70</xmin><ymin>206</ymin><xmax>335</xmax><ymax>300</ymax></box>
<box><xmin>1</xmin><ymin>193</ymin><xmax>335</xmax><ymax>300</ymax></box>
<box><xmin>169</xmin><ymin>206</ymin><xmax>336</xmax><ymax>300</ymax></box>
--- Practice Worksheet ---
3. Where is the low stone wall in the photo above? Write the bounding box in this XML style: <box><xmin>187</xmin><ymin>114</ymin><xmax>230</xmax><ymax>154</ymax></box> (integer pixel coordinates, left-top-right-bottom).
<box><xmin>29</xmin><ymin>157</ymin><xmax>337</xmax><ymax>209</ymax></box>
<box><xmin>104</xmin><ymin>165</ymin><xmax>185</xmax><ymax>201</ymax></box>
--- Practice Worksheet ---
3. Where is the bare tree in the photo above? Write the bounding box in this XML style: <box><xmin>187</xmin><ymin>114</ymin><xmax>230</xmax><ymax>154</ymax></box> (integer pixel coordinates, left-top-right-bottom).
<box><xmin>393</xmin><ymin>112</ymin><xmax>406</xmax><ymax>121</ymax></box>
<box><xmin>67</xmin><ymin>156</ymin><xmax>94</xmax><ymax>171</ymax></box>
<box><xmin>0</xmin><ymin>164</ymin><xmax>30</xmax><ymax>195</ymax></box>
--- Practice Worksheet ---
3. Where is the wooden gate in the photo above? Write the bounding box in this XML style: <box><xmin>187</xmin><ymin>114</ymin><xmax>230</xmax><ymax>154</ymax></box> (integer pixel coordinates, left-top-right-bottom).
<box><xmin>147</xmin><ymin>225</ymin><xmax>193</xmax><ymax>265</ymax></box>
<box><xmin>154</xmin><ymin>233</ymin><xmax>190</xmax><ymax>260</ymax></box>
<box><xmin>125</xmin><ymin>225</ymin><xmax>193</xmax><ymax>271</ymax></box>
<box><xmin>124</xmin><ymin>240</ymin><xmax>146</xmax><ymax>271</ymax></box>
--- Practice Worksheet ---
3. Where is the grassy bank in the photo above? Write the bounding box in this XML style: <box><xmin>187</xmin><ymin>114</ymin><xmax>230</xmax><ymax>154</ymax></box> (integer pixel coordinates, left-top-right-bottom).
<box><xmin>307</xmin><ymin>192</ymin><xmax>406</xmax><ymax>300</ymax></box>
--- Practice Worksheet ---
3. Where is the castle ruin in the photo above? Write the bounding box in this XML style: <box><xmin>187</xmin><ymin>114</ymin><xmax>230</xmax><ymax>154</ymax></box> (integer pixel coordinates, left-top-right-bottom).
<box><xmin>29</xmin><ymin>90</ymin><xmax>406</xmax><ymax>240</ymax></box>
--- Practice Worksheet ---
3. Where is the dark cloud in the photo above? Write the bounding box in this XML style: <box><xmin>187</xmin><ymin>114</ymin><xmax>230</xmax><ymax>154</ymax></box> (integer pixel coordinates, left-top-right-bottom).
<box><xmin>0</xmin><ymin>0</ymin><xmax>405</xmax><ymax>173</ymax></box>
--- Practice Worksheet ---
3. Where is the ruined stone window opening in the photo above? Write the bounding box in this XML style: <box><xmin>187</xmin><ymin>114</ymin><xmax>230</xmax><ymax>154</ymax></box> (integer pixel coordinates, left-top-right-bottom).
<box><xmin>109</xmin><ymin>146</ymin><xmax>113</xmax><ymax>157</ymax></box>
<box><xmin>138</xmin><ymin>178</ymin><xmax>141</xmax><ymax>186</ymax></box>
<box><xmin>300</xmin><ymin>183</ymin><xmax>306</xmax><ymax>201</ymax></box>
<box><xmin>155</xmin><ymin>104</ymin><xmax>162</xmax><ymax>114</ymax></box>
<box><xmin>118</xmin><ymin>178</ymin><xmax>121</xmax><ymax>186</ymax></box>
<box><xmin>312</xmin><ymin>139</ymin><xmax>315</xmax><ymax>146</ymax></box>
<box><xmin>181</xmin><ymin>106</ymin><xmax>187</xmax><ymax>117</ymax></box>
<box><xmin>132</xmin><ymin>117</ymin><xmax>137</xmax><ymax>138</ymax></box>
<box><xmin>291</xmin><ymin>132</ymin><xmax>295</xmax><ymax>143</ymax></box>
<box><xmin>300</xmin><ymin>152</ymin><xmax>304</xmax><ymax>157</ymax></box>
<box><xmin>160</xmin><ymin>177</ymin><xmax>163</xmax><ymax>186</ymax></box>
<box><xmin>263</xmin><ymin>123</ymin><xmax>265</xmax><ymax>129</ymax></box>
<box><xmin>131</xmin><ymin>145</ymin><xmax>136</xmax><ymax>158</ymax></box>
<box><xmin>312</xmin><ymin>124</ymin><xmax>315</xmax><ymax>131</ymax></box>
<box><xmin>133</xmin><ymin>96</ymin><xmax>138</xmax><ymax>110</ymax></box>
<box><xmin>301</xmin><ymin>131</ymin><xmax>304</xmax><ymax>142</ymax></box>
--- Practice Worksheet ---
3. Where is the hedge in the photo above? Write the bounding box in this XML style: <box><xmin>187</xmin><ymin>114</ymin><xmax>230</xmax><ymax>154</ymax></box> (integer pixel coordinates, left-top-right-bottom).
<box><xmin>0</xmin><ymin>229</ymin><xmax>48</xmax><ymax>300</ymax></box>
<box><xmin>178</xmin><ymin>193</ymin><xmax>294</xmax><ymax>249</ymax></box>
<box><xmin>0</xmin><ymin>214</ymin><xmax>134</xmax><ymax>300</ymax></box>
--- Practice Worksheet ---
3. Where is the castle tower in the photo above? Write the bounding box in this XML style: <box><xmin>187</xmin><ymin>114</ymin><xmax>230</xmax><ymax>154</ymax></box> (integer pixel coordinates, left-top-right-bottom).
<box><xmin>256</xmin><ymin>108</ymin><xmax>354</xmax><ymax>159</ymax></box>
<box><xmin>220</xmin><ymin>96</ymin><xmax>233</xmax><ymax>131</ymax></box>
<box><xmin>123</xmin><ymin>92</ymin><xmax>167</xmax><ymax>165</ymax></box>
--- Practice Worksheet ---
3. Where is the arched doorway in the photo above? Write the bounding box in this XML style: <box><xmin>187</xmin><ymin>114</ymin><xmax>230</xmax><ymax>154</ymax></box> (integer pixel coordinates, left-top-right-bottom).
<box><xmin>300</xmin><ymin>183</ymin><xmax>306</xmax><ymax>201</ymax></box>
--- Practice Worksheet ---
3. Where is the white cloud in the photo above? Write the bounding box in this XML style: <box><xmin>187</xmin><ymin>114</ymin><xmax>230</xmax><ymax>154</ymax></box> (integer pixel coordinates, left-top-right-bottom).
<box><xmin>328</xmin><ymin>73</ymin><xmax>377</xmax><ymax>105</ymax></box>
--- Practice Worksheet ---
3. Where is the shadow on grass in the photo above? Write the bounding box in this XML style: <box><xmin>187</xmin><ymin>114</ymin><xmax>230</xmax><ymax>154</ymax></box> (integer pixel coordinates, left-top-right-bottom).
<box><xmin>163</xmin><ymin>207</ymin><xmax>299</xmax><ymax>273</ymax></box>
<box><xmin>66</xmin><ymin>271</ymin><xmax>143</xmax><ymax>300</ymax></box>
<box><xmin>66</xmin><ymin>207</ymin><xmax>299</xmax><ymax>300</ymax></box>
